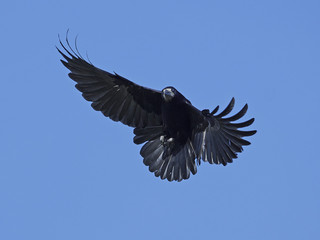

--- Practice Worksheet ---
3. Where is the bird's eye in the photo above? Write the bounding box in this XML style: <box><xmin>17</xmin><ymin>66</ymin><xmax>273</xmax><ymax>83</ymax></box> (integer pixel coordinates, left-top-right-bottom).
<box><xmin>169</xmin><ymin>87</ymin><xmax>176</xmax><ymax>93</ymax></box>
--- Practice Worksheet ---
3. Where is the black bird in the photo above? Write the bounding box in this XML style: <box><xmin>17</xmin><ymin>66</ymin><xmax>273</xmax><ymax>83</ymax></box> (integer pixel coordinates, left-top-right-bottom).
<box><xmin>57</xmin><ymin>37</ymin><xmax>256</xmax><ymax>182</ymax></box>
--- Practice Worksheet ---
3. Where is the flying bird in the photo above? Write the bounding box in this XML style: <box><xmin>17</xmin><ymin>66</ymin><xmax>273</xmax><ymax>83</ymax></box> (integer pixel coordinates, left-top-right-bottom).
<box><xmin>57</xmin><ymin>36</ymin><xmax>256</xmax><ymax>182</ymax></box>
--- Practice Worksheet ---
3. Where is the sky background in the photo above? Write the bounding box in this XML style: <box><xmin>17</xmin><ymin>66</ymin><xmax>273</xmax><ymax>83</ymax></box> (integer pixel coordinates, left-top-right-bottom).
<box><xmin>1</xmin><ymin>0</ymin><xmax>319</xmax><ymax>239</ymax></box>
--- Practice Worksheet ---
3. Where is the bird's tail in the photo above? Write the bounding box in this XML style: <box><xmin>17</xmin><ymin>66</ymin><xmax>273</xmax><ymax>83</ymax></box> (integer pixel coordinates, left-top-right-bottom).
<box><xmin>140</xmin><ymin>137</ymin><xmax>197</xmax><ymax>182</ymax></box>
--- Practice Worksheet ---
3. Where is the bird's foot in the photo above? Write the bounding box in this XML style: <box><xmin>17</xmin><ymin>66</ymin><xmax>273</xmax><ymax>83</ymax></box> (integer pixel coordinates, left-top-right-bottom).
<box><xmin>160</xmin><ymin>136</ymin><xmax>174</xmax><ymax>145</ymax></box>
<box><xmin>167</xmin><ymin>137</ymin><xmax>174</xmax><ymax>143</ymax></box>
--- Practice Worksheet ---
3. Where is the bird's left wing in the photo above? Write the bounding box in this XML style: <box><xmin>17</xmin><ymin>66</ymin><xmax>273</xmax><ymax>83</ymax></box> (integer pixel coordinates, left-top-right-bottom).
<box><xmin>191</xmin><ymin>98</ymin><xmax>256</xmax><ymax>165</ymax></box>
<box><xmin>57</xmin><ymin>39</ymin><xmax>162</xmax><ymax>128</ymax></box>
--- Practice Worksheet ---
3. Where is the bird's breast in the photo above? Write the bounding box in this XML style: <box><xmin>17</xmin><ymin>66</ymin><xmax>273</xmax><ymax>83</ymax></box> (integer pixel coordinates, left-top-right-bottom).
<box><xmin>161</xmin><ymin>102</ymin><xmax>192</xmax><ymax>140</ymax></box>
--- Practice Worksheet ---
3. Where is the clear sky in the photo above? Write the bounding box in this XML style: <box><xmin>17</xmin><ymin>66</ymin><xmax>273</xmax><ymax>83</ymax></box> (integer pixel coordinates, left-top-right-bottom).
<box><xmin>1</xmin><ymin>0</ymin><xmax>319</xmax><ymax>239</ymax></box>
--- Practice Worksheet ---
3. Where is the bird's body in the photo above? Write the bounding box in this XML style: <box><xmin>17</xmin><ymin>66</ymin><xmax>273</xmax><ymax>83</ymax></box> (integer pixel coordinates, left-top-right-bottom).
<box><xmin>57</xmin><ymin>37</ymin><xmax>256</xmax><ymax>182</ymax></box>
<box><xmin>162</xmin><ymin>90</ymin><xmax>192</xmax><ymax>142</ymax></box>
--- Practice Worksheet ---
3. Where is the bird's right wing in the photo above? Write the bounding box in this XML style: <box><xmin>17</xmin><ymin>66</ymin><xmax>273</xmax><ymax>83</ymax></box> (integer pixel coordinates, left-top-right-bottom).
<box><xmin>138</xmin><ymin>99</ymin><xmax>256</xmax><ymax>182</ymax></box>
<box><xmin>57</xmin><ymin>38</ymin><xmax>163</xmax><ymax>128</ymax></box>
<box><xmin>192</xmin><ymin>98</ymin><xmax>256</xmax><ymax>165</ymax></box>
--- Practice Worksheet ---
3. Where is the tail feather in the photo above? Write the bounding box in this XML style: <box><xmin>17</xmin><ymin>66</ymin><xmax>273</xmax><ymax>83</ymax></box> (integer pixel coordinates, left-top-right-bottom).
<box><xmin>140</xmin><ymin>137</ymin><xmax>197</xmax><ymax>182</ymax></box>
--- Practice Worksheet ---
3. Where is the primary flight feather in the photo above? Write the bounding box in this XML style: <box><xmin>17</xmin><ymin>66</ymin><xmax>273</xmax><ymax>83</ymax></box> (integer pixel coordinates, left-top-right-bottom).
<box><xmin>57</xmin><ymin>36</ymin><xmax>256</xmax><ymax>182</ymax></box>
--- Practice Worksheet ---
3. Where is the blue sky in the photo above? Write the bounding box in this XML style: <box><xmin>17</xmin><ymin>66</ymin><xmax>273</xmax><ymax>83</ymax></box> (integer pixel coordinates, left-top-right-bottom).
<box><xmin>1</xmin><ymin>0</ymin><xmax>319</xmax><ymax>239</ymax></box>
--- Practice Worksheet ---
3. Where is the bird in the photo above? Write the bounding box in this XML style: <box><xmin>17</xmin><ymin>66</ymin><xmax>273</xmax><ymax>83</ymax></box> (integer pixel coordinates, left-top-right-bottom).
<box><xmin>57</xmin><ymin>36</ymin><xmax>256</xmax><ymax>182</ymax></box>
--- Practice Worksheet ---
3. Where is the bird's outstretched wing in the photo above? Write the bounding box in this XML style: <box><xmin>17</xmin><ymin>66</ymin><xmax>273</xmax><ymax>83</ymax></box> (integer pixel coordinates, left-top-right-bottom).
<box><xmin>192</xmin><ymin>98</ymin><xmax>256</xmax><ymax>165</ymax></box>
<box><xmin>57</xmin><ymin>38</ymin><xmax>162</xmax><ymax>128</ymax></box>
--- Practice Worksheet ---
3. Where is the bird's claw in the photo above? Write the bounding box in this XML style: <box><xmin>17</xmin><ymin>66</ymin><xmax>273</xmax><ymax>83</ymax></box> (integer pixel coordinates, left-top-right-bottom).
<box><xmin>160</xmin><ymin>136</ymin><xmax>174</xmax><ymax>145</ymax></box>
<box><xmin>167</xmin><ymin>138</ymin><xmax>174</xmax><ymax>142</ymax></box>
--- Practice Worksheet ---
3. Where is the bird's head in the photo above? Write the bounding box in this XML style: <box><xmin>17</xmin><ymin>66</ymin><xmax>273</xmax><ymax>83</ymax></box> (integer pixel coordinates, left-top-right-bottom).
<box><xmin>161</xmin><ymin>87</ymin><xmax>177</xmax><ymax>102</ymax></box>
